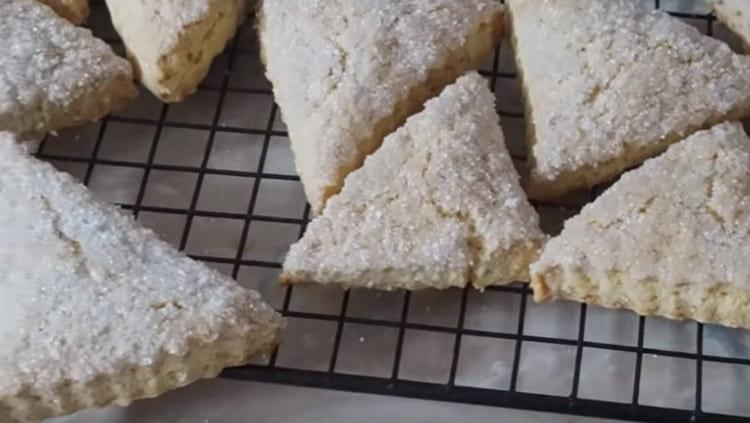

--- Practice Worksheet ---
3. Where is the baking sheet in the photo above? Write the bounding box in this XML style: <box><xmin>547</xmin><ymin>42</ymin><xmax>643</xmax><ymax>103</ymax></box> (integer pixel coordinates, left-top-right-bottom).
<box><xmin>44</xmin><ymin>0</ymin><xmax>750</xmax><ymax>421</ymax></box>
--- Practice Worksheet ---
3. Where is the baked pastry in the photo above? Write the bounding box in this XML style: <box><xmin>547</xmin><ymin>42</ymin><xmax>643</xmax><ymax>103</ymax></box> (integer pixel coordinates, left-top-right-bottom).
<box><xmin>531</xmin><ymin>122</ymin><xmax>750</xmax><ymax>328</ymax></box>
<box><xmin>281</xmin><ymin>73</ymin><xmax>545</xmax><ymax>291</ymax></box>
<box><xmin>37</xmin><ymin>0</ymin><xmax>89</xmax><ymax>24</ymax></box>
<box><xmin>0</xmin><ymin>0</ymin><xmax>136</xmax><ymax>136</ymax></box>
<box><xmin>0</xmin><ymin>132</ymin><xmax>283</xmax><ymax>422</ymax></box>
<box><xmin>507</xmin><ymin>0</ymin><xmax>750</xmax><ymax>200</ymax></box>
<box><xmin>259</xmin><ymin>0</ymin><xmax>505</xmax><ymax>213</ymax></box>
<box><xmin>105</xmin><ymin>0</ymin><xmax>246</xmax><ymax>102</ymax></box>
<box><xmin>708</xmin><ymin>0</ymin><xmax>750</xmax><ymax>52</ymax></box>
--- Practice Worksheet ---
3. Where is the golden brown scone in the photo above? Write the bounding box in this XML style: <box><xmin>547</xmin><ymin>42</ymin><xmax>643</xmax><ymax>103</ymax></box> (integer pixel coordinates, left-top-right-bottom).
<box><xmin>0</xmin><ymin>132</ymin><xmax>283</xmax><ymax>422</ymax></box>
<box><xmin>37</xmin><ymin>0</ymin><xmax>89</xmax><ymax>24</ymax></box>
<box><xmin>0</xmin><ymin>0</ymin><xmax>136</xmax><ymax>136</ymax></box>
<box><xmin>531</xmin><ymin>122</ymin><xmax>750</xmax><ymax>329</ymax></box>
<box><xmin>282</xmin><ymin>73</ymin><xmax>545</xmax><ymax>291</ymax></box>
<box><xmin>105</xmin><ymin>0</ymin><xmax>246</xmax><ymax>102</ymax></box>
<box><xmin>708</xmin><ymin>0</ymin><xmax>750</xmax><ymax>52</ymax></box>
<box><xmin>508</xmin><ymin>0</ymin><xmax>750</xmax><ymax>200</ymax></box>
<box><xmin>259</xmin><ymin>0</ymin><xmax>505</xmax><ymax>213</ymax></box>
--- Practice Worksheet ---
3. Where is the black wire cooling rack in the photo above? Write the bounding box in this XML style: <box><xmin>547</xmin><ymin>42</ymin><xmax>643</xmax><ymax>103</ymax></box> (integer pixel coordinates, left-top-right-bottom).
<box><xmin>35</xmin><ymin>1</ymin><xmax>750</xmax><ymax>422</ymax></box>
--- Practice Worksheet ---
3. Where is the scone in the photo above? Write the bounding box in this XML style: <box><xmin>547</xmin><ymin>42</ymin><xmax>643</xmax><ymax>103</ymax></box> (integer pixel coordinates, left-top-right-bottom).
<box><xmin>37</xmin><ymin>0</ymin><xmax>89</xmax><ymax>24</ymax></box>
<box><xmin>507</xmin><ymin>0</ymin><xmax>750</xmax><ymax>200</ymax></box>
<box><xmin>0</xmin><ymin>132</ymin><xmax>283</xmax><ymax>422</ymax></box>
<box><xmin>105</xmin><ymin>0</ymin><xmax>246</xmax><ymax>102</ymax></box>
<box><xmin>259</xmin><ymin>0</ymin><xmax>505</xmax><ymax>213</ymax></box>
<box><xmin>0</xmin><ymin>0</ymin><xmax>136</xmax><ymax>136</ymax></box>
<box><xmin>281</xmin><ymin>73</ymin><xmax>545</xmax><ymax>291</ymax></box>
<box><xmin>708</xmin><ymin>0</ymin><xmax>750</xmax><ymax>52</ymax></box>
<box><xmin>531</xmin><ymin>122</ymin><xmax>750</xmax><ymax>329</ymax></box>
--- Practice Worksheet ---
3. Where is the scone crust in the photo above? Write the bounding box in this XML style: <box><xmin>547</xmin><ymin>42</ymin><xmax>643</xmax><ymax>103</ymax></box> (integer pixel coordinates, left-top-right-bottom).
<box><xmin>37</xmin><ymin>0</ymin><xmax>89</xmax><ymax>24</ymax></box>
<box><xmin>259</xmin><ymin>0</ymin><xmax>505</xmax><ymax>212</ymax></box>
<box><xmin>105</xmin><ymin>0</ymin><xmax>246</xmax><ymax>102</ymax></box>
<box><xmin>0</xmin><ymin>133</ymin><xmax>283</xmax><ymax>422</ymax></box>
<box><xmin>0</xmin><ymin>0</ymin><xmax>136</xmax><ymax>136</ymax></box>
<box><xmin>281</xmin><ymin>73</ymin><xmax>545</xmax><ymax>291</ymax></box>
<box><xmin>1</xmin><ymin>330</ymin><xmax>281</xmax><ymax>422</ymax></box>
<box><xmin>530</xmin><ymin>122</ymin><xmax>750</xmax><ymax>328</ymax></box>
<box><xmin>708</xmin><ymin>0</ymin><xmax>750</xmax><ymax>52</ymax></box>
<box><xmin>281</xmin><ymin>239</ymin><xmax>543</xmax><ymax>291</ymax></box>
<box><xmin>507</xmin><ymin>0</ymin><xmax>750</xmax><ymax>200</ymax></box>
<box><xmin>532</xmin><ymin>268</ymin><xmax>750</xmax><ymax>329</ymax></box>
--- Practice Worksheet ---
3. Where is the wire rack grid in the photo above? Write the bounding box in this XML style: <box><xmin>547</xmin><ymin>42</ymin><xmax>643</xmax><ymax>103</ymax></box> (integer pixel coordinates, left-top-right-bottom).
<box><xmin>35</xmin><ymin>1</ymin><xmax>750</xmax><ymax>422</ymax></box>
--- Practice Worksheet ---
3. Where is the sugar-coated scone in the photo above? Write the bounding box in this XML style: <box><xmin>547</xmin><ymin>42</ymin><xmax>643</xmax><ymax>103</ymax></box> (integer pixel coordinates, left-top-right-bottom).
<box><xmin>0</xmin><ymin>132</ymin><xmax>283</xmax><ymax>422</ymax></box>
<box><xmin>708</xmin><ymin>0</ymin><xmax>750</xmax><ymax>52</ymax></box>
<box><xmin>37</xmin><ymin>0</ymin><xmax>89</xmax><ymax>24</ymax></box>
<box><xmin>531</xmin><ymin>122</ymin><xmax>750</xmax><ymax>329</ymax></box>
<box><xmin>281</xmin><ymin>73</ymin><xmax>545</xmax><ymax>291</ymax></box>
<box><xmin>507</xmin><ymin>0</ymin><xmax>750</xmax><ymax>200</ymax></box>
<box><xmin>259</xmin><ymin>0</ymin><xmax>505</xmax><ymax>213</ymax></box>
<box><xmin>105</xmin><ymin>0</ymin><xmax>246</xmax><ymax>102</ymax></box>
<box><xmin>0</xmin><ymin>0</ymin><xmax>136</xmax><ymax>136</ymax></box>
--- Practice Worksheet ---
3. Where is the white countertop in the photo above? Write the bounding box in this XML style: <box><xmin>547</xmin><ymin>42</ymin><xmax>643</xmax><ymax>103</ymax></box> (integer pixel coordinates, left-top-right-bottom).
<box><xmin>53</xmin><ymin>379</ymin><xmax>616</xmax><ymax>423</ymax></box>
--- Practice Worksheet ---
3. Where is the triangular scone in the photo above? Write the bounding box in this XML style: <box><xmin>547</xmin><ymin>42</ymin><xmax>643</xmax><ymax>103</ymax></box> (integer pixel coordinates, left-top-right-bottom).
<box><xmin>37</xmin><ymin>0</ymin><xmax>89</xmax><ymax>24</ymax></box>
<box><xmin>105</xmin><ymin>0</ymin><xmax>246</xmax><ymax>102</ymax></box>
<box><xmin>281</xmin><ymin>73</ymin><xmax>545</xmax><ymax>291</ymax></box>
<box><xmin>259</xmin><ymin>0</ymin><xmax>504</xmax><ymax>213</ymax></box>
<box><xmin>531</xmin><ymin>122</ymin><xmax>750</xmax><ymax>328</ymax></box>
<box><xmin>708</xmin><ymin>0</ymin><xmax>750</xmax><ymax>52</ymax></box>
<box><xmin>0</xmin><ymin>133</ymin><xmax>283</xmax><ymax>422</ymax></box>
<box><xmin>507</xmin><ymin>0</ymin><xmax>750</xmax><ymax>200</ymax></box>
<box><xmin>0</xmin><ymin>0</ymin><xmax>136</xmax><ymax>136</ymax></box>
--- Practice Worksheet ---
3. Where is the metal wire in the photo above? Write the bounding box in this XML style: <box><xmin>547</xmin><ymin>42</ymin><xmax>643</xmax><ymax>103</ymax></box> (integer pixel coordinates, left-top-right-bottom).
<box><xmin>34</xmin><ymin>2</ymin><xmax>750</xmax><ymax>422</ymax></box>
